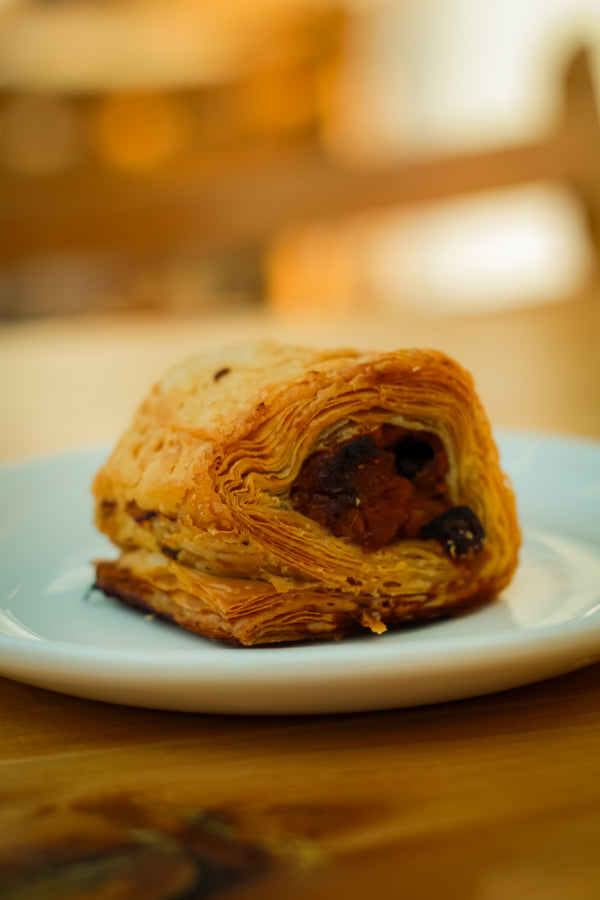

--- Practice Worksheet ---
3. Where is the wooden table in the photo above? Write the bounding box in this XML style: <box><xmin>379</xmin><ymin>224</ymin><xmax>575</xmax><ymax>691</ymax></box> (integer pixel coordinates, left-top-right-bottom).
<box><xmin>1</xmin><ymin>296</ymin><xmax>600</xmax><ymax>899</ymax></box>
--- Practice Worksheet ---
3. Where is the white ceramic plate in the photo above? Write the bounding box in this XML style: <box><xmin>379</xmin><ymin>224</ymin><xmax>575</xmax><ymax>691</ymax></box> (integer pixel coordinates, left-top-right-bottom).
<box><xmin>1</xmin><ymin>432</ymin><xmax>600</xmax><ymax>715</ymax></box>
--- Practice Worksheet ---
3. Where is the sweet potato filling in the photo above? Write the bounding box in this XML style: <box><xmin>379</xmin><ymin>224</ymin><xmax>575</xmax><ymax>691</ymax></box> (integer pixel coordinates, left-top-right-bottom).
<box><xmin>291</xmin><ymin>425</ymin><xmax>461</xmax><ymax>551</ymax></box>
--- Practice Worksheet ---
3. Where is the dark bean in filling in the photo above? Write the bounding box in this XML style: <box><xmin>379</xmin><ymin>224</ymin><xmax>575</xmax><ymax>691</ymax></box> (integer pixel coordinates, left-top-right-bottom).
<box><xmin>291</xmin><ymin>426</ymin><xmax>485</xmax><ymax>556</ymax></box>
<box><xmin>393</xmin><ymin>435</ymin><xmax>435</xmax><ymax>479</ymax></box>
<box><xmin>419</xmin><ymin>506</ymin><xmax>485</xmax><ymax>558</ymax></box>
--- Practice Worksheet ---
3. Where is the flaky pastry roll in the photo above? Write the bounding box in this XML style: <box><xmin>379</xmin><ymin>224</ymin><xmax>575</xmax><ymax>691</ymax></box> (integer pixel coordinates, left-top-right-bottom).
<box><xmin>92</xmin><ymin>342</ymin><xmax>520</xmax><ymax>645</ymax></box>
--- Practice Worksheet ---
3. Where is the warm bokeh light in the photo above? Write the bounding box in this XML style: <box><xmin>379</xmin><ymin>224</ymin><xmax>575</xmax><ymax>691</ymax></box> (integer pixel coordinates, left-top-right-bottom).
<box><xmin>90</xmin><ymin>93</ymin><xmax>192</xmax><ymax>172</ymax></box>
<box><xmin>267</xmin><ymin>222</ymin><xmax>362</xmax><ymax>317</ymax></box>
<box><xmin>238</xmin><ymin>65</ymin><xmax>318</xmax><ymax>137</ymax></box>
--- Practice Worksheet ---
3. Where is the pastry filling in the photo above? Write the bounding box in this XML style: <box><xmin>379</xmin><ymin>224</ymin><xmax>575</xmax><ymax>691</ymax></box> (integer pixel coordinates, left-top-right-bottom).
<box><xmin>290</xmin><ymin>425</ymin><xmax>484</xmax><ymax>554</ymax></box>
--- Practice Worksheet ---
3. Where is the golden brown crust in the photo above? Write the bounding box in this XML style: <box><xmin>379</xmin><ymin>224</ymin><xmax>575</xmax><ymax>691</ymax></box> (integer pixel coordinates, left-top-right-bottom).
<box><xmin>92</xmin><ymin>341</ymin><xmax>520</xmax><ymax>645</ymax></box>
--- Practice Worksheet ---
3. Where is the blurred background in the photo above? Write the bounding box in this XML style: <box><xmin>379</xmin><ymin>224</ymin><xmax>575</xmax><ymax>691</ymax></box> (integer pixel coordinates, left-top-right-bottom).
<box><xmin>1</xmin><ymin>0</ymin><xmax>599</xmax><ymax>458</ymax></box>
<box><xmin>1</xmin><ymin>0</ymin><xmax>599</xmax><ymax>319</ymax></box>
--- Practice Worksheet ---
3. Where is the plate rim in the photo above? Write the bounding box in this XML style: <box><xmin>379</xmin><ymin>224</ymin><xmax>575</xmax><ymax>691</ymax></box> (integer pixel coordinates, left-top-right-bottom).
<box><xmin>1</xmin><ymin>429</ymin><xmax>600</xmax><ymax>711</ymax></box>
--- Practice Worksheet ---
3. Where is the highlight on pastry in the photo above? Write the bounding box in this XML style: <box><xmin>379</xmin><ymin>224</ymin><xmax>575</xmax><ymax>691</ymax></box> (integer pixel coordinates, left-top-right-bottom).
<box><xmin>92</xmin><ymin>342</ymin><xmax>520</xmax><ymax>645</ymax></box>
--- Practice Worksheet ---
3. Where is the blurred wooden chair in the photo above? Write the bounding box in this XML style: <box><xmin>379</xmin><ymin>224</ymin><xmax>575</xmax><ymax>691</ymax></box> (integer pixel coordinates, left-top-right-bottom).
<box><xmin>0</xmin><ymin>2</ymin><xmax>598</xmax><ymax>317</ymax></box>
<box><xmin>264</xmin><ymin>46</ymin><xmax>600</xmax><ymax>312</ymax></box>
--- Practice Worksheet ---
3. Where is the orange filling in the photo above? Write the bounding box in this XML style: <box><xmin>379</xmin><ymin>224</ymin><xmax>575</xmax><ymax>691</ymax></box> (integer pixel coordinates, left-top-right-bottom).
<box><xmin>290</xmin><ymin>426</ymin><xmax>451</xmax><ymax>550</ymax></box>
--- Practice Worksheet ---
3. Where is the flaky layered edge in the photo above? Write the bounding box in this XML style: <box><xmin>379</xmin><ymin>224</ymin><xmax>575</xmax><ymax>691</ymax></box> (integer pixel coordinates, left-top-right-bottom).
<box><xmin>92</xmin><ymin>342</ymin><xmax>520</xmax><ymax>645</ymax></box>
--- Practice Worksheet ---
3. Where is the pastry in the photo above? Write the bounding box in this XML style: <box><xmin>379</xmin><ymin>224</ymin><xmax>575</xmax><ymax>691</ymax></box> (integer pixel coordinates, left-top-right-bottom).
<box><xmin>92</xmin><ymin>342</ymin><xmax>520</xmax><ymax>645</ymax></box>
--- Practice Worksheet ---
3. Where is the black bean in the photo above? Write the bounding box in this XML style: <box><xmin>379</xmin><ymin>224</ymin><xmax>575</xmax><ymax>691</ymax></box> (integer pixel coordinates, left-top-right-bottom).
<box><xmin>314</xmin><ymin>436</ymin><xmax>379</xmax><ymax>495</ymax></box>
<box><xmin>392</xmin><ymin>436</ymin><xmax>434</xmax><ymax>479</ymax></box>
<box><xmin>420</xmin><ymin>505</ymin><xmax>485</xmax><ymax>558</ymax></box>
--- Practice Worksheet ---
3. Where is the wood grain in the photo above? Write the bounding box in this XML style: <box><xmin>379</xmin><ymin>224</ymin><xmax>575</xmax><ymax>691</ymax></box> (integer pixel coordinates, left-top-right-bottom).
<box><xmin>1</xmin><ymin>665</ymin><xmax>599</xmax><ymax>899</ymax></box>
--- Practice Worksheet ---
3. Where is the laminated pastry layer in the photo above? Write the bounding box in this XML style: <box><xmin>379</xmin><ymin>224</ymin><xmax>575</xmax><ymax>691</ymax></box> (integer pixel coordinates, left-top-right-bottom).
<box><xmin>92</xmin><ymin>342</ymin><xmax>520</xmax><ymax>645</ymax></box>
